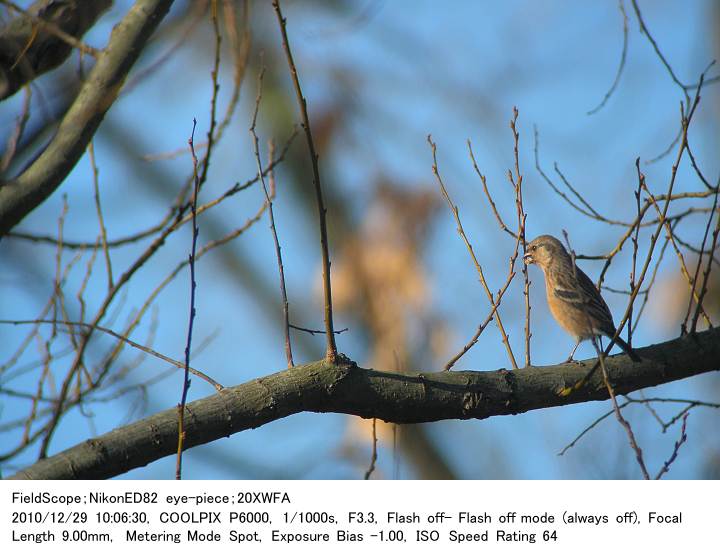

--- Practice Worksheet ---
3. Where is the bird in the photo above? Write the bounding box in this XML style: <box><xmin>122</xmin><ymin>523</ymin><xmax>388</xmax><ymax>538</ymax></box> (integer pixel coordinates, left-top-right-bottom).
<box><xmin>523</xmin><ymin>234</ymin><xmax>641</xmax><ymax>362</ymax></box>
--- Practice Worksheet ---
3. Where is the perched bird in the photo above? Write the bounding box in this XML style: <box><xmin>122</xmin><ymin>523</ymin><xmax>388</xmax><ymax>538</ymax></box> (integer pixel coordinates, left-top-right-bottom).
<box><xmin>523</xmin><ymin>234</ymin><xmax>640</xmax><ymax>362</ymax></box>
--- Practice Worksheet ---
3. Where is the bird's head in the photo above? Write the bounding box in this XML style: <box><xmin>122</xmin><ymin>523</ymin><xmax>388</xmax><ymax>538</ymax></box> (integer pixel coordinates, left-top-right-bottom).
<box><xmin>523</xmin><ymin>234</ymin><xmax>569</xmax><ymax>269</ymax></box>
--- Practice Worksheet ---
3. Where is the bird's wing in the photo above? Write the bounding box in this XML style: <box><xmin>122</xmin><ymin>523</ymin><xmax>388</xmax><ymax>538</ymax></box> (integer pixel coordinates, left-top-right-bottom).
<box><xmin>553</xmin><ymin>265</ymin><xmax>616</xmax><ymax>335</ymax></box>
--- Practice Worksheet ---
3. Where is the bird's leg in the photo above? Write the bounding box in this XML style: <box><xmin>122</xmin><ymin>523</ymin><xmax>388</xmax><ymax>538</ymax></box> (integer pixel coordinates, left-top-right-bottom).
<box><xmin>565</xmin><ymin>339</ymin><xmax>581</xmax><ymax>362</ymax></box>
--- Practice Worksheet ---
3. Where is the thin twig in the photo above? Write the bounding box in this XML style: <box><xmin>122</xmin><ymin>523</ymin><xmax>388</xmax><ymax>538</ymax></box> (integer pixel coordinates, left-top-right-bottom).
<box><xmin>587</xmin><ymin>0</ymin><xmax>628</xmax><ymax>115</ymax></box>
<box><xmin>691</xmin><ymin>185</ymin><xmax>720</xmax><ymax>332</ymax></box>
<box><xmin>214</xmin><ymin>0</ymin><xmax>252</xmax><ymax>143</ymax></box>
<box><xmin>451</xmin><ymin>128</ymin><xmax>526</xmax><ymax>370</ymax></box>
<box><xmin>123</xmin><ymin>2</ymin><xmax>208</xmax><ymax>95</ymax></box>
<box><xmin>627</xmin><ymin>172</ymin><xmax>642</xmax><ymax>345</ymax></box>
<box><xmin>553</xmin><ymin>163</ymin><xmax>608</xmax><ymax>221</ymax></box>
<box><xmin>272</xmin><ymin>0</ymin><xmax>338</xmax><ymax>362</ymax></box>
<box><xmin>673</xmin><ymin>230</ymin><xmax>720</xmax><ymax>266</ymax></box>
<box><xmin>637</xmin><ymin>390</ymin><xmax>664</xmax><ymax>428</ymax></box>
<box><xmin>364</xmin><ymin>418</ymin><xmax>378</xmax><ymax>480</ymax></box>
<box><xmin>87</xmin><ymin>142</ymin><xmax>113</xmax><ymax>290</ymax></box>
<box><xmin>428</xmin><ymin>135</ymin><xmax>518</xmax><ymax>369</ymax></box>
<box><xmin>683</xmin><ymin>183</ymin><xmax>719</xmax><ymax>332</ymax></box>
<box><xmin>177</xmin><ymin>119</ymin><xmax>202</xmax><ymax>481</ymax></box>
<box><xmin>125</xmin><ymin>201</ymin><xmax>273</xmax><ymax>373</ymax></box>
<box><xmin>605</xmin><ymin>77</ymin><xmax>705</xmax><ymax>358</ymax></box>
<box><xmin>250</xmin><ymin>63</ymin><xmax>294</xmax><ymax>367</ymax></box>
<box><xmin>443</xmin><ymin>273</ymin><xmax>515</xmax><ymax>370</ymax></box>
<box><xmin>661</xmin><ymin>405</ymin><xmax>693</xmax><ymax>433</ymax></box>
<box><xmin>685</xmin><ymin>139</ymin><xmax>715</xmax><ymax>190</ymax></box>
<box><xmin>630</xmin><ymin>0</ymin><xmax>689</xmax><ymax>99</ymax></box>
<box><xmin>289</xmin><ymin>324</ymin><xmax>348</xmax><ymax>336</ymax></box>
<box><xmin>1</xmin><ymin>283</ymin><xmax>55</xmax><ymax>376</ymax></box>
<box><xmin>596</xmin><ymin>205</ymin><xmax>711</xmax><ymax>287</ymax></box>
<box><xmin>1</xmin><ymin>85</ymin><xmax>31</xmax><ymax>172</ymax></box>
<box><xmin>196</xmin><ymin>0</ymin><xmax>223</xmax><ymax>193</ymax></box>
<box><xmin>639</xmin><ymin>169</ymin><xmax>712</xmax><ymax>331</ymax></box>
<box><xmin>558</xmin><ymin>401</ymin><xmax>631</xmax><ymax>456</ymax></box>
<box><xmin>594</xmin><ymin>335</ymin><xmax>650</xmax><ymax>478</ymax></box>
<box><xmin>76</xmin><ymin>243</ymin><xmax>99</xmax><ymax>323</ymax></box>
<box><xmin>645</xmin><ymin>122</ymin><xmax>682</xmax><ymax>165</ymax></box>
<box><xmin>467</xmin><ymin>140</ymin><xmax>517</xmax><ymax>239</ymax></box>
<box><xmin>558</xmin><ymin>397</ymin><xmax>716</xmax><ymax>456</ymax></box>
<box><xmin>7</xmin><ymin>130</ymin><xmax>299</xmax><ymax>250</ymax></box>
<box><xmin>508</xmin><ymin>108</ymin><xmax>531</xmax><ymax>366</ymax></box>
<box><xmin>0</xmin><ymin>319</ymin><xmax>222</xmax><ymax>390</ymax></box>
<box><xmin>654</xmin><ymin>413</ymin><xmax>689</xmax><ymax>479</ymax></box>
<box><xmin>630</xmin><ymin>232</ymin><xmax>671</xmax><ymax>334</ymax></box>
<box><xmin>534</xmin><ymin>127</ymin><xmax>623</xmax><ymax>225</ymax></box>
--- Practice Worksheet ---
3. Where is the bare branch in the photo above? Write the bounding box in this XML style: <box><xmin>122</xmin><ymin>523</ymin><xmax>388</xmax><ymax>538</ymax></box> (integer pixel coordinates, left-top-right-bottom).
<box><xmin>250</xmin><ymin>64</ymin><xmax>294</xmax><ymax>367</ymax></box>
<box><xmin>8</xmin><ymin>327</ymin><xmax>720</xmax><ymax>480</ymax></box>
<box><xmin>508</xmin><ymin>108</ymin><xmax>531</xmax><ymax>366</ymax></box>
<box><xmin>691</xmin><ymin>187</ymin><xmax>720</xmax><ymax>332</ymax></box>
<box><xmin>467</xmin><ymin>140</ymin><xmax>517</xmax><ymax>239</ymax></box>
<box><xmin>654</xmin><ymin>413</ymin><xmax>689</xmax><ymax>479</ymax></box>
<box><xmin>639</xmin><ymin>173</ymin><xmax>712</xmax><ymax>330</ymax></box>
<box><xmin>0</xmin><ymin>0</ymin><xmax>109</xmax><ymax>99</ymax></box>
<box><xmin>428</xmin><ymin>135</ymin><xmax>518</xmax><ymax>369</ymax></box>
<box><xmin>272</xmin><ymin>0</ymin><xmax>338</xmax><ymax>362</ymax></box>
<box><xmin>364</xmin><ymin>418</ymin><xmax>378</xmax><ymax>480</ymax></box>
<box><xmin>87</xmin><ymin>141</ymin><xmax>113</xmax><ymax>290</ymax></box>
<box><xmin>0</xmin><ymin>318</ymin><xmax>222</xmax><ymax>391</ymax></box>
<box><xmin>176</xmin><ymin>119</ymin><xmax>202</xmax><ymax>480</ymax></box>
<box><xmin>559</xmin><ymin>396</ymin><xmax>717</xmax><ymax>456</ymax></box>
<box><xmin>0</xmin><ymin>0</ymin><xmax>175</xmax><ymax>236</ymax></box>
<box><xmin>593</xmin><ymin>337</ymin><xmax>650</xmax><ymax>479</ymax></box>
<box><xmin>587</xmin><ymin>0</ymin><xmax>628</xmax><ymax>115</ymax></box>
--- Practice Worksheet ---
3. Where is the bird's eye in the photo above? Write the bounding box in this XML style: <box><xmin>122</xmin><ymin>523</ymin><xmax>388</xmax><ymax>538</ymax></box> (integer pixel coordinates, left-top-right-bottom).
<box><xmin>531</xmin><ymin>245</ymin><xmax>537</xmax><ymax>252</ymax></box>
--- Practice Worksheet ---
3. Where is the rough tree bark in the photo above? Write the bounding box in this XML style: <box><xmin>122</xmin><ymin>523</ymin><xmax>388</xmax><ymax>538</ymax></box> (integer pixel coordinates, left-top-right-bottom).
<box><xmin>8</xmin><ymin>326</ymin><xmax>719</xmax><ymax>479</ymax></box>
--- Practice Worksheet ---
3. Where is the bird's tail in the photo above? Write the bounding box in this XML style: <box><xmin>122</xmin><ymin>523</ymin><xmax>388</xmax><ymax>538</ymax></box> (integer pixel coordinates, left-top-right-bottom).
<box><xmin>613</xmin><ymin>335</ymin><xmax>641</xmax><ymax>362</ymax></box>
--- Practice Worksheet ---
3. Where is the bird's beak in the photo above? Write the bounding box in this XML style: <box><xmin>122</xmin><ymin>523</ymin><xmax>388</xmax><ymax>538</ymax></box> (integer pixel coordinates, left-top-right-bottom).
<box><xmin>523</xmin><ymin>253</ymin><xmax>533</xmax><ymax>265</ymax></box>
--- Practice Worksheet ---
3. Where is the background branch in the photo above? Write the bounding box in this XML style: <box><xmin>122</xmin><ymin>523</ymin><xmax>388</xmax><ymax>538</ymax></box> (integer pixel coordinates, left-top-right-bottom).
<box><xmin>0</xmin><ymin>0</ymin><xmax>175</xmax><ymax>236</ymax></box>
<box><xmin>0</xmin><ymin>0</ymin><xmax>111</xmax><ymax>99</ymax></box>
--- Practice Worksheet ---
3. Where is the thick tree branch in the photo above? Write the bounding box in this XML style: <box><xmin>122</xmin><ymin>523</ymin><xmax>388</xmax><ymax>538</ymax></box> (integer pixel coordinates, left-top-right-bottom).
<box><xmin>0</xmin><ymin>0</ymin><xmax>175</xmax><ymax>236</ymax></box>
<box><xmin>0</xmin><ymin>0</ymin><xmax>112</xmax><ymax>100</ymax></box>
<box><xmin>8</xmin><ymin>327</ymin><xmax>719</xmax><ymax>479</ymax></box>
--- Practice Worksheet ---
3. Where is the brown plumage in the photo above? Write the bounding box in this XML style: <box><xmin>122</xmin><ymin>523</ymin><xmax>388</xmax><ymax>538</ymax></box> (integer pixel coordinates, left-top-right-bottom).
<box><xmin>524</xmin><ymin>234</ymin><xmax>640</xmax><ymax>362</ymax></box>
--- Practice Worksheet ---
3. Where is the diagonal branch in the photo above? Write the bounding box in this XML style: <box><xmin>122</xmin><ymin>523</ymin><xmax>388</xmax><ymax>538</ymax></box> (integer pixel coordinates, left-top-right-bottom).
<box><xmin>429</xmin><ymin>135</ymin><xmax>518</xmax><ymax>369</ymax></box>
<box><xmin>9</xmin><ymin>326</ymin><xmax>720</xmax><ymax>480</ymax></box>
<box><xmin>0</xmin><ymin>0</ymin><xmax>175</xmax><ymax>236</ymax></box>
<box><xmin>0</xmin><ymin>0</ymin><xmax>111</xmax><ymax>100</ymax></box>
